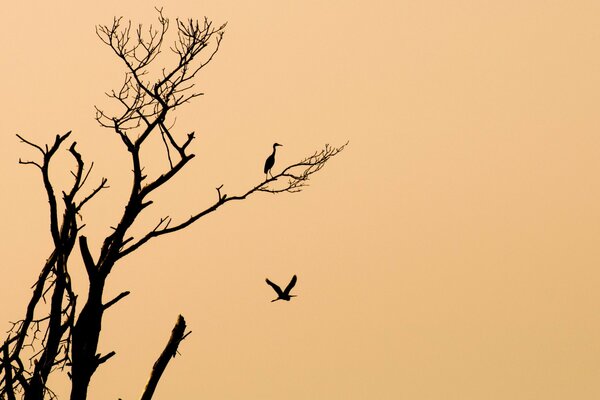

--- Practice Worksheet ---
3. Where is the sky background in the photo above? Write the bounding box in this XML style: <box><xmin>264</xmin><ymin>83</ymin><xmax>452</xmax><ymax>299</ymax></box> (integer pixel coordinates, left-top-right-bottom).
<box><xmin>2</xmin><ymin>1</ymin><xmax>600</xmax><ymax>399</ymax></box>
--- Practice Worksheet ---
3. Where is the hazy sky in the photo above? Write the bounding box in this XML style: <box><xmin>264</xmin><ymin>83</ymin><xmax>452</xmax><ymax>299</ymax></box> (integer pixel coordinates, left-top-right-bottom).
<box><xmin>2</xmin><ymin>1</ymin><xmax>600</xmax><ymax>399</ymax></box>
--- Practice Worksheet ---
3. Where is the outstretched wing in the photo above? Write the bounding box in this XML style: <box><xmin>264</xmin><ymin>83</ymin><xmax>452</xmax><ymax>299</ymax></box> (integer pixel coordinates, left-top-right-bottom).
<box><xmin>283</xmin><ymin>275</ymin><xmax>297</xmax><ymax>295</ymax></box>
<box><xmin>265</xmin><ymin>278</ymin><xmax>283</xmax><ymax>296</ymax></box>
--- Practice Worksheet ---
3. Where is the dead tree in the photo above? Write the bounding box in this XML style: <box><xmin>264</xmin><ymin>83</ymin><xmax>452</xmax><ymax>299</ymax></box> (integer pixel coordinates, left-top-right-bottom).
<box><xmin>0</xmin><ymin>9</ymin><xmax>346</xmax><ymax>400</ymax></box>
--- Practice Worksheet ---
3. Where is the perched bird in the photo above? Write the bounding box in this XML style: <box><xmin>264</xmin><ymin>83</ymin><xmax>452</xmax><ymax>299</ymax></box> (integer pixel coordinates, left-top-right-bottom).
<box><xmin>265</xmin><ymin>275</ymin><xmax>297</xmax><ymax>302</ymax></box>
<box><xmin>264</xmin><ymin>143</ymin><xmax>282</xmax><ymax>179</ymax></box>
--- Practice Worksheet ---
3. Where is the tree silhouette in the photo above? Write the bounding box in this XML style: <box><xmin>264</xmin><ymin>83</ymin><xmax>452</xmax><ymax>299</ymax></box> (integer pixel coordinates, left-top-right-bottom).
<box><xmin>0</xmin><ymin>9</ymin><xmax>345</xmax><ymax>400</ymax></box>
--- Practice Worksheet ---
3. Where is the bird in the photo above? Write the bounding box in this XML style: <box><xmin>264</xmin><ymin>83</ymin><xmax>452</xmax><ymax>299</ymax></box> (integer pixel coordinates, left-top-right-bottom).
<box><xmin>264</xmin><ymin>143</ymin><xmax>282</xmax><ymax>179</ymax></box>
<box><xmin>265</xmin><ymin>275</ymin><xmax>297</xmax><ymax>302</ymax></box>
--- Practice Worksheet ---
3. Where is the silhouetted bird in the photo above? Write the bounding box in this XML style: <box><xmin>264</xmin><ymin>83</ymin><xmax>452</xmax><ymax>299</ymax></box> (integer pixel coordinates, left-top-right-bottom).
<box><xmin>264</xmin><ymin>143</ymin><xmax>282</xmax><ymax>179</ymax></box>
<box><xmin>265</xmin><ymin>275</ymin><xmax>297</xmax><ymax>302</ymax></box>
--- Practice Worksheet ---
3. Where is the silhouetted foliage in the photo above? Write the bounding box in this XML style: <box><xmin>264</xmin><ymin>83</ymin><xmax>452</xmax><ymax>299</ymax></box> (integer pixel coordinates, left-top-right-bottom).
<box><xmin>0</xmin><ymin>8</ymin><xmax>345</xmax><ymax>400</ymax></box>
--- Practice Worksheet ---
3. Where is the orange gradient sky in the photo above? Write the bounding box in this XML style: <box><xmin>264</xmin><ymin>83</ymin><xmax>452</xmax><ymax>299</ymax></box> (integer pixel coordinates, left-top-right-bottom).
<box><xmin>2</xmin><ymin>1</ymin><xmax>600</xmax><ymax>399</ymax></box>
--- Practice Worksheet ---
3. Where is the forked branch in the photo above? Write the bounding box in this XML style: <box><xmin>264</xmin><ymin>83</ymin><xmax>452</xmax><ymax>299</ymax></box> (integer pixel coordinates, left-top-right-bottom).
<box><xmin>117</xmin><ymin>141</ymin><xmax>347</xmax><ymax>259</ymax></box>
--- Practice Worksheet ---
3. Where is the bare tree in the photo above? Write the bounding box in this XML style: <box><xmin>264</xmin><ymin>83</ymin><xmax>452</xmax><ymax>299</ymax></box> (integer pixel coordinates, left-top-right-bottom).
<box><xmin>0</xmin><ymin>9</ymin><xmax>346</xmax><ymax>400</ymax></box>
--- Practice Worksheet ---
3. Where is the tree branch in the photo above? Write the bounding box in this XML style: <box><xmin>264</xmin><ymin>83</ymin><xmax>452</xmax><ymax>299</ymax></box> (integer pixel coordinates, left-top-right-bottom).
<box><xmin>96</xmin><ymin>351</ymin><xmax>116</xmax><ymax>366</ymax></box>
<box><xmin>103</xmin><ymin>291</ymin><xmax>131</xmax><ymax>310</ymax></box>
<box><xmin>2</xmin><ymin>340</ymin><xmax>17</xmax><ymax>400</ymax></box>
<box><xmin>117</xmin><ymin>142</ymin><xmax>347</xmax><ymax>258</ymax></box>
<box><xmin>17</xmin><ymin>132</ymin><xmax>73</xmax><ymax>246</ymax></box>
<box><xmin>140</xmin><ymin>315</ymin><xmax>189</xmax><ymax>400</ymax></box>
<box><xmin>79</xmin><ymin>236</ymin><xmax>97</xmax><ymax>279</ymax></box>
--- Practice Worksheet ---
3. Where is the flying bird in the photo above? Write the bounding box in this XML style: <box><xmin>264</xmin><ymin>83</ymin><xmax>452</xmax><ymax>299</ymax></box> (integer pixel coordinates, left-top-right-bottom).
<box><xmin>265</xmin><ymin>275</ymin><xmax>297</xmax><ymax>302</ymax></box>
<box><xmin>264</xmin><ymin>143</ymin><xmax>282</xmax><ymax>179</ymax></box>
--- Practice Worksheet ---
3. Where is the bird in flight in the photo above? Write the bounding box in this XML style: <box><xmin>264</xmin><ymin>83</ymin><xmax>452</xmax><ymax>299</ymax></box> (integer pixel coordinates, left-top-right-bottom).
<box><xmin>264</xmin><ymin>143</ymin><xmax>282</xmax><ymax>179</ymax></box>
<box><xmin>265</xmin><ymin>275</ymin><xmax>297</xmax><ymax>302</ymax></box>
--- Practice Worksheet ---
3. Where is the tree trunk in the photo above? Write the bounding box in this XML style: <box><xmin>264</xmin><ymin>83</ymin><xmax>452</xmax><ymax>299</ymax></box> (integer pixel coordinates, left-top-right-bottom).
<box><xmin>70</xmin><ymin>278</ymin><xmax>105</xmax><ymax>400</ymax></box>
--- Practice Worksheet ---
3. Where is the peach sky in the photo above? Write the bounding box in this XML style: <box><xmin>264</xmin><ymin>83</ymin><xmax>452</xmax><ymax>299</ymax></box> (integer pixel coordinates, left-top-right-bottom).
<box><xmin>2</xmin><ymin>1</ymin><xmax>600</xmax><ymax>399</ymax></box>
